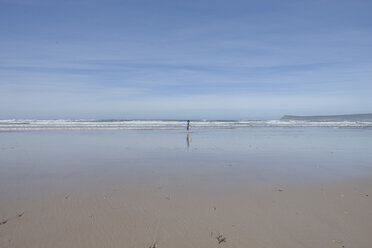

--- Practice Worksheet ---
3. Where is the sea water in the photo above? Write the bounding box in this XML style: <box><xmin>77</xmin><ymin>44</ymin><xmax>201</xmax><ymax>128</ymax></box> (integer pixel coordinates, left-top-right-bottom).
<box><xmin>0</xmin><ymin>119</ymin><xmax>372</xmax><ymax>130</ymax></box>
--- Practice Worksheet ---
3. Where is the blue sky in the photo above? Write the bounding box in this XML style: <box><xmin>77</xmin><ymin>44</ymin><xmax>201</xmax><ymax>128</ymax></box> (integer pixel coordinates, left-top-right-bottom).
<box><xmin>1</xmin><ymin>0</ymin><xmax>371</xmax><ymax>119</ymax></box>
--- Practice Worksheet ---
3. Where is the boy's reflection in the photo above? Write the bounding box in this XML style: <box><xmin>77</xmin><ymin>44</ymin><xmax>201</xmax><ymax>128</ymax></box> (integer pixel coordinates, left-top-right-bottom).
<box><xmin>186</xmin><ymin>132</ymin><xmax>191</xmax><ymax>148</ymax></box>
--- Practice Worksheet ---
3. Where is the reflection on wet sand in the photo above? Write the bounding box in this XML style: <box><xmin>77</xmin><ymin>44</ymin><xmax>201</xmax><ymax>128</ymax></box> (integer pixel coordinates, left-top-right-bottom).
<box><xmin>186</xmin><ymin>132</ymin><xmax>191</xmax><ymax>148</ymax></box>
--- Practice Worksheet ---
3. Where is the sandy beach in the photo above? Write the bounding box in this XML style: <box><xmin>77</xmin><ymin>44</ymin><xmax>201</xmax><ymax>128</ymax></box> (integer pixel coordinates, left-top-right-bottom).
<box><xmin>2</xmin><ymin>0</ymin><xmax>372</xmax><ymax>246</ymax></box>
<box><xmin>1</xmin><ymin>128</ymin><xmax>372</xmax><ymax>248</ymax></box>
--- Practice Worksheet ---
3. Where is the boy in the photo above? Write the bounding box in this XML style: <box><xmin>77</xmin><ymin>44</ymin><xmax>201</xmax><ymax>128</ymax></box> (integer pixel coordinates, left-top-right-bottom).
<box><xmin>186</xmin><ymin>120</ymin><xmax>191</xmax><ymax>131</ymax></box>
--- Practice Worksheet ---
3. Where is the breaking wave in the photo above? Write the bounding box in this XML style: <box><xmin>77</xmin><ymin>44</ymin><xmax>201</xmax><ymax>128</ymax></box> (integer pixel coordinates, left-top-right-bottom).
<box><xmin>0</xmin><ymin>119</ymin><xmax>372</xmax><ymax>130</ymax></box>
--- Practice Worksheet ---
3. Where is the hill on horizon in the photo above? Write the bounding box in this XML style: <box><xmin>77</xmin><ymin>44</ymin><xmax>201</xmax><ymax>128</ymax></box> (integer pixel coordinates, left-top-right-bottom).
<box><xmin>280</xmin><ymin>113</ymin><xmax>372</xmax><ymax>122</ymax></box>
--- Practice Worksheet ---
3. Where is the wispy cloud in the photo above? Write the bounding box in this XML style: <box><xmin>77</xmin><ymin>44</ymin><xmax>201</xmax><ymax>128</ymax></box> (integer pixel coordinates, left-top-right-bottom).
<box><xmin>1</xmin><ymin>0</ymin><xmax>371</xmax><ymax>118</ymax></box>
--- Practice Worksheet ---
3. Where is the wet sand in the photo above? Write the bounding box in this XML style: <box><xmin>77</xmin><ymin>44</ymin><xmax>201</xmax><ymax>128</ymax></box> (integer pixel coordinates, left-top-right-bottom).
<box><xmin>1</xmin><ymin>129</ymin><xmax>372</xmax><ymax>248</ymax></box>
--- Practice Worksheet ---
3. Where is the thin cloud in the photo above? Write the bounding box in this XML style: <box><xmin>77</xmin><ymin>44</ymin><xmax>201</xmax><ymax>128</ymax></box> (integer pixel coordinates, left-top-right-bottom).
<box><xmin>1</xmin><ymin>0</ymin><xmax>371</xmax><ymax>118</ymax></box>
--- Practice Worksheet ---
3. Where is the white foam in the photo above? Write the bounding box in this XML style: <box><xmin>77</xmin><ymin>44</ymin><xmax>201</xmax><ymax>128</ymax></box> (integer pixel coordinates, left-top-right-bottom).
<box><xmin>1</xmin><ymin>119</ymin><xmax>372</xmax><ymax>131</ymax></box>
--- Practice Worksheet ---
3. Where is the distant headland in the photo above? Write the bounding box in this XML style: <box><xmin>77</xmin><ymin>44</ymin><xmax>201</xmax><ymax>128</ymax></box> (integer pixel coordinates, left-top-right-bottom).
<box><xmin>280</xmin><ymin>113</ymin><xmax>372</xmax><ymax>122</ymax></box>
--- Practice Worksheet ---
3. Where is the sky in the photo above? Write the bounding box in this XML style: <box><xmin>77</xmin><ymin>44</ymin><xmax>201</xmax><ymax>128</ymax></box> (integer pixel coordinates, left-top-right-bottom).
<box><xmin>1</xmin><ymin>0</ymin><xmax>371</xmax><ymax>120</ymax></box>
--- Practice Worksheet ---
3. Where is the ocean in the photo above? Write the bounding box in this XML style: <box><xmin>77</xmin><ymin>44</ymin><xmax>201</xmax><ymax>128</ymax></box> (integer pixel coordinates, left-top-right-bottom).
<box><xmin>1</xmin><ymin>119</ymin><xmax>372</xmax><ymax>130</ymax></box>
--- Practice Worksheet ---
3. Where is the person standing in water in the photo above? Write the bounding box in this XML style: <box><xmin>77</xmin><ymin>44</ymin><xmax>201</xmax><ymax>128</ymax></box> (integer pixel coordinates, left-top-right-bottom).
<box><xmin>186</xmin><ymin>120</ymin><xmax>191</xmax><ymax>131</ymax></box>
